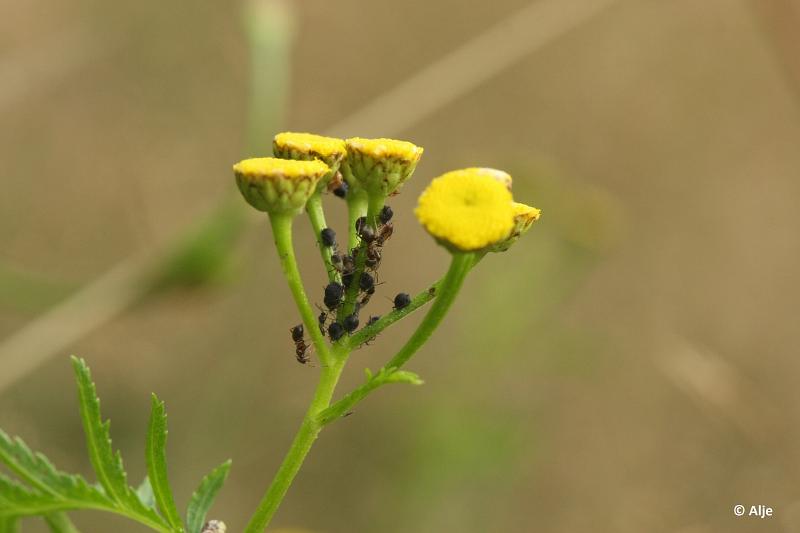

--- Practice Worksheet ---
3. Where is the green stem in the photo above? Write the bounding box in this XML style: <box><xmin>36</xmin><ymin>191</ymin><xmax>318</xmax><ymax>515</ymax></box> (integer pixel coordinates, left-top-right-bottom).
<box><xmin>322</xmin><ymin>252</ymin><xmax>473</xmax><ymax>424</ymax></box>
<box><xmin>347</xmin><ymin>252</ymin><xmax>484</xmax><ymax>348</ymax></box>
<box><xmin>44</xmin><ymin>513</ymin><xmax>81</xmax><ymax>533</ymax></box>
<box><xmin>305</xmin><ymin>192</ymin><xmax>339</xmax><ymax>283</ymax></box>
<box><xmin>269</xmin><ymin>213</ymin><xmax>332</xmax><ymax>366</ymax></box>
<box><xmin>345</xmin><ymin>189</ymin><xmax>368</xmax><ymax>250</ymax></box>
<box><xmin>243</xmin><ymin>355</ymin><xmax>346</xmax><ymax>533</ymax></box>
<box><xmin>386</xmin><ymin>253</ymin><xmax>472</xmax><ymax>368</ymax></box>
<box><xmin>340</xmin><ymin>193</ymin><xmax>384</xmax><ymax>321</ymax></box>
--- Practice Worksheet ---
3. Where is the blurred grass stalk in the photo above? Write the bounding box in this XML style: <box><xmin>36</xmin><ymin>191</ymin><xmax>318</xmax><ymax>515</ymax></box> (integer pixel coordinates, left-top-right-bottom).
<box><xmin>0</xmin><ymin>0</ymin><xmax>294</xmax><ymax>394</ymax></box>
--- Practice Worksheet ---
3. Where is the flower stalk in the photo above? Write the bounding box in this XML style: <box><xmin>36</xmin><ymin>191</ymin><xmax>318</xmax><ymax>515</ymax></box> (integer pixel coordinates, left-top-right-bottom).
<box><xmin>233</xmin><ymin>139</ymin><xmax>540</xmax><ymax>532</ymax></box>
<box><xmin>268</xmin><ymin>213</ymin><xmax>333</xmax><ymax>366</ymax></box>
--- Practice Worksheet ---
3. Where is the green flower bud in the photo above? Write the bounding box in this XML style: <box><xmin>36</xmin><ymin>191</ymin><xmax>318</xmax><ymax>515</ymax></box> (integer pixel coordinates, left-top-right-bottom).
<box><xmin>341</xmin><ymin>137</ymin><xmax>423</xmax><ymax>196</ymax></box>
<box><xmin>233</xmin><ymin>157</ymin><xmax>329</xmax><ymax>215</ymax></box>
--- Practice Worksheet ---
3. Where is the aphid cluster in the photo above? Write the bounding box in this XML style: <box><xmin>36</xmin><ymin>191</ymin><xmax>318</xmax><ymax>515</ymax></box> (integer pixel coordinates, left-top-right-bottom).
<box><xmin>289</xmin><ymin>203</ymin><xmax>412</xmax><ymax>362</ymax></box>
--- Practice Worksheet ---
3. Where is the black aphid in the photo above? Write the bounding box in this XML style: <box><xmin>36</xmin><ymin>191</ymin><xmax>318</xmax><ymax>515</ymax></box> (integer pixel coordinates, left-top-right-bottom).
<box><xmin>393</xmin><ymin>292</ymin><xmax>411</xmax><ymax>310</ymax></box>
<box><xmin>343</xmin><ymin>313</ymin><xmax>359</xmax><ymax>333</ymax></box>
<box><xmin>320</xmin><ymin>228</ymin><xmax>336</xmax><ymax>247</ymax></box>
<box><xmin>379</xmin><ymin>205</ymin><xmax>393</xmax><ymax>224</ymax></box>
<box><xmin>324</xmin><ymin>281</ymin><xmax>344</xmax><ymax>309</ymax></box>
<box><xmin>332</xmin><ymin>181</ymin><xmax>349</xmax><ymax>198</ymax></box>
<box><xmin>328</xmin><ymin>321</ymin><xmax>345</xmax><ymax>341</ymax></box>
<box><xmin>342</xmin><ymin>272</ymin><xmax>354</xmax><ymax>288</ymax></box>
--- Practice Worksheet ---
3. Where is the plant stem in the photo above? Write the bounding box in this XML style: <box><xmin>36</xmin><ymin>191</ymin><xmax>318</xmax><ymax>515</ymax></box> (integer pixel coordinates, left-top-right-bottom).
<box><xmin>305</xmin><ymin>192</ymin><xmax>339</xmax><ymax>283</ymax></box>
<box><xmin>269</xmin><ymin>213</ymin><xmax>332</xmax><ymax>366</ymax></box>
<box><xmin>345</xmin><ymin>189</ymin><xmax>368</xmax><ymax>250</ymax></box>
<box><xmin>385</xmin><ymin>252</ymin><xmax>473</xmax><ymax>368</ymax></box>
<box><xmin>243</xmin><ymin>355</ymin><xmax>346</xmax><ymax>533</ymax></box>
<box><xmin>44</xmin><ymin>513</ymin><xmax>81</xmax><ymax>533</ymax></box>
<box><xmin>347</xmin><ymin>252</ymin><xmax>483</xmax><ymax>348</ymax></box>
<box><xmin>322</xmin><ymin>252</ymin><xmax>474</xmax><ymax>424</ymax></box>
<box><xmin>339</xmin><ymin>193</ymin><xmax>384</xmax><ymax>322</ymax></box>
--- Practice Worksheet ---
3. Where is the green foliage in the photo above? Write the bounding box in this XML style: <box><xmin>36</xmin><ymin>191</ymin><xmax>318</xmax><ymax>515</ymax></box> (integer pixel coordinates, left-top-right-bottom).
<box><xmin>145</xmin><ymin>202</ymin><xmax>247</xmax><ymax>294</ymax></box>
<box><xmin>146</xmin><ymin>395</ymin><xmax>184</xmax><ymax>531</ymax></box>
<box><xmin>186</xmin><ymin>460</ymin><xmax>231</xmax><ymax>533</ymax></box>
<box><xmin>43</xmin><ymin>512</ymin><xmax>81</xmax><ymax>533</ymax></box>
<box><xmin>0</xmin><ymin>358</ymin><xmax>231</xmax><ymax>532</ymax></box>
<box><xmin>0</xmin><ymin>516</ymin><xmax>19</xmax><ymax>533</ymax></box>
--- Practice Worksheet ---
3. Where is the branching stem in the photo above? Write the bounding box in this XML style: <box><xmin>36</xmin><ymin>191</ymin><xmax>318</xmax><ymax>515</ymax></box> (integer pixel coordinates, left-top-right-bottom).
<box><xmin>268</xmin><ymin>213</ymin><xmax>333</xmax><ymax>367</ymax></box>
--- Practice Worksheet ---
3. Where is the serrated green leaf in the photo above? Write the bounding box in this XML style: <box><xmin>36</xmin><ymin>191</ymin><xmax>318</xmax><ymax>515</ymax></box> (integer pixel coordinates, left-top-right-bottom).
<box><xmin>69</xmin><ymin>357</ymin><xmax>170</xmax><ymax>530</ymax></box>
<box><xmin>71</xmin><ymin>357</ymin><xmax>130</xmax><ymax>504</ymax></box>
<box><xmin>146</xmin><ymin>395</ymin><xmax>183</xmax><ymax>531</ymax></box>
<box><xmin>43</xmin><ymin>513</ymin><xmax>80</xmax><ymax>533</ymax></box>
<box><xmin>0</xmin><ymin>516</ymin><xmax>20</xmax><ymax>533</ymax></box>
<box><xmin>71</xmin><ymin>359</ymin><xmax>152</xmax><ymax>513</ymax></box>
<box><xmin>0</xmin><ymin>473</ymin><xmax>68</xmax><ymax>517</ymax></box>
<box><xmin>186</xmin><ymin>460</ymin><xmax>231</xmax><ymax>533</ymax></box>
<box><xmin>0</xmin><ymin>430</ymin><xmax>110</xmax><ymax>507</ymax></box>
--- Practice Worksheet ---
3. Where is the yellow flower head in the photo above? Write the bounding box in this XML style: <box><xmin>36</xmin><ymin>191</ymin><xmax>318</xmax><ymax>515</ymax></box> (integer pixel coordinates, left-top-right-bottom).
<box><xmin>273</xmin><ymin>132</ymin><xmax>346</xmax><ymax>191</ymax></box>
<box><xmin>233</xmin><ymin>157</ymin><xmax>329</xmax><ymax>215</ymax></box>
<box><xmin>491</xmin><ymin>201</ymin><xmax>542</xmax><ymax>252</ymax></box>
<box><xmin>341</xmin><ymin>137</ymin><xmax>423</xmax><ymax>196</ymax></box>
<box><xmin>465</xmin><ymin>167</ymin><xmax>513</xmax><ymax>190</ymax></box>
<box><xmin>415</xmin><ymin>168</ymin><xmax>515</xmax><ymax>252</ymax></box>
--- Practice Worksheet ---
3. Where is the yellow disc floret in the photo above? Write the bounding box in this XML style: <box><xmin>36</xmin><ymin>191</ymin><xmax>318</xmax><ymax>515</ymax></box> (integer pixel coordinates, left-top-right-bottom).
<box><xmin>274</xmin><ymin>132</ymin><xmax>346</xmax><ymax>161</ymax></box>
<box><xmin>273</xmin><ymin>132</ymin><xmax>346</xmax><ymax>192</ymax></box>
<box><xmin>465</xmin><ymin>167</ymin><xmax>513</xmax><ymax>190</ymax></box>
<box><xmin>342</xmin><ymin>137</ymin><xmax>423</xmax><ymax>196</ymax></box>
<box><xmin>415</xmin><ymin>169</ymin><xmax>515</xmax><ymax>252</ymax></box>
<box><xmin>233</xmin><ymin>157</ymin><xmax>329</xmax><ymax>215</ymax></box>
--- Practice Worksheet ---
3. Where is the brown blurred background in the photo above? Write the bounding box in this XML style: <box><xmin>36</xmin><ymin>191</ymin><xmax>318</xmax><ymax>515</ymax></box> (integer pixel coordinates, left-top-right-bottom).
<box><xmin>2</xmin><ymin>0</ymin><xmax>800</xmax><ymax>532</ymax></box>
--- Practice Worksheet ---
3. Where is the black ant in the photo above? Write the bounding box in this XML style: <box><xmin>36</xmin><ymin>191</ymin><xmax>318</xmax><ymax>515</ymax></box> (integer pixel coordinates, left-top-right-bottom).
<box><xmin>318</xmin><ymin>309</ymin><xmax>329</xmax><ymax>334</ymax></box>
<box><xmin>328</xmin><ymin>172</ymin><xmax>348</xmax><ymax>198</ymax></box>
<box><xmin>376</xmin><ymin>222</ymin><xmax>393</xmax><ymax>245</ymax></box>
<box><xmin>290</xmin><ymin>324</ymin><xmax>311</xmax><ymax>364</ymax></box>
<box><xmin>330</xmin><ymin>253</ymin><xmax>355</xmax><ymax>275</ymax></box>
<box><xmin>358</xmin><ymin>286</ymin><xmax>376</xmax><ymax>307</ymax></box>
<box><xmin>359</xmin><ymin>272</ymin><xmax>375</xmax><ymax>292</ymax></box>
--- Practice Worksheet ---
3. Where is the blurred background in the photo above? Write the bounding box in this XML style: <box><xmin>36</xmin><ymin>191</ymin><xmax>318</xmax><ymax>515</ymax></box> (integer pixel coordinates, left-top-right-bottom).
<box><xmin>2</xmin><ymin>0</ymin><xmax>800</xmax><ymax>531</ymax></box>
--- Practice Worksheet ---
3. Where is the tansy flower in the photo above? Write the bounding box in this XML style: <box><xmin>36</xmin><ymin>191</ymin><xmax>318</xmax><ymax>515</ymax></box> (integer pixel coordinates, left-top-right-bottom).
<box><xmin>465</xmin><ymin>167</ymin><xmax>513</xmax><ymax>190</ymax></box>
<box><xmin>341</xmin><ymin>137</ymin><xmax>423</xmax><ymax>196</ymax></box>
<box><xmin>233</xmin><ymin>157</ymin><xmax>329</xmax><ymax>215</ymax></box>
<box><xmin>415</xmin><ymin>168</ymin><xmax>515</xmax><ymax>252</ymax></box>
<box><xmin>273</xmin><ymin>132</ymin><xmax>346</xmax><ymax>191</ymax></box>
<box><xmin>491</xmin><ymin>201</ymin><xmax>542</xmax><ymax>252</ymax></box>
